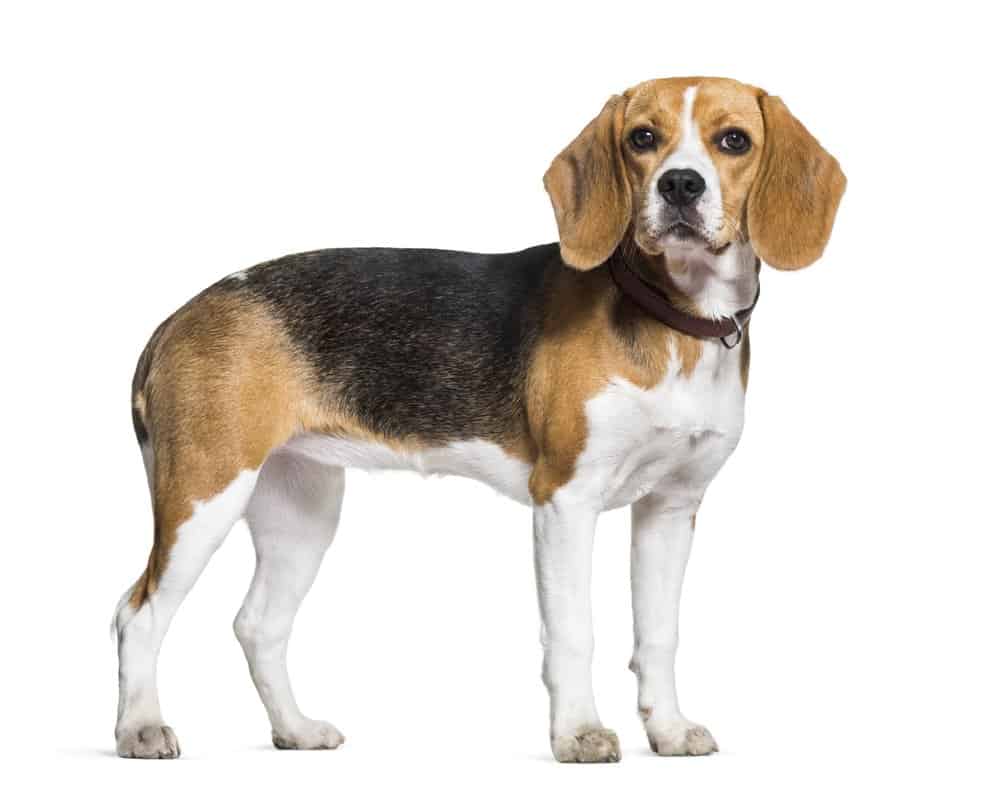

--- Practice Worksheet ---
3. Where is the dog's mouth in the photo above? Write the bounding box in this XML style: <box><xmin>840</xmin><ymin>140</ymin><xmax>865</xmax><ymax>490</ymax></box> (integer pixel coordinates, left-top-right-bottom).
<box><xmin>637</xmin><ymin>209</ymin><xmax>729</xmax><ymax>257</ymax></box>
<box><xmin>661</xmin><ymin>220</ymin><xmax>721</xmax><ymax>252</ymax></box>
<box><xmin>664</xmin><ymin>222</ymin><xmax>706</xmax><ymax>243</ymax></box>
<box><xmin>650</xmin><ymin>220</ymin><xmax>730</xmax><ymax>257</ymax></box>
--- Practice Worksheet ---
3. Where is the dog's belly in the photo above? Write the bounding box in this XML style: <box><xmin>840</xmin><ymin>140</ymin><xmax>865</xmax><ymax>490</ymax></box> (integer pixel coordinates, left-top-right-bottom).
<box><xmin>281</xmin><ymin>432</ymin><xmax>535</xmax><ymax>505</ymax></box>
<box><xmin>280</xmin><ymin>422</ymin><xmax>737</xmax><ymax>513</ymax></box>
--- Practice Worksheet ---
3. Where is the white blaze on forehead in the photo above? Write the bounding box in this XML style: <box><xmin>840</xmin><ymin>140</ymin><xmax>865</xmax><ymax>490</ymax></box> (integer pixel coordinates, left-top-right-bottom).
<box><xmin>647</xmin><ymin>85</ymin><xmax>724</xmax><ymax>237</ymax></box>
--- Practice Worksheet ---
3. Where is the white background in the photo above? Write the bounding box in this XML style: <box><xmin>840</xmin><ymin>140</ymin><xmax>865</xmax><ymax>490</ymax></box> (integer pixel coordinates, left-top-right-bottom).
<box><xmin>2</xmin><ymin>1</ymin><xmax>998</xmax><ymax>789</ymax></box>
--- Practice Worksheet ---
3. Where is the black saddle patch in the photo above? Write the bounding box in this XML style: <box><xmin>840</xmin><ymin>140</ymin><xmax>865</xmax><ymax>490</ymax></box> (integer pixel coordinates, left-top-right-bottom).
<box><xmin>222</xmin><ymin>244</ymin><xmax>559</xmax><ymax>445</ymax></box>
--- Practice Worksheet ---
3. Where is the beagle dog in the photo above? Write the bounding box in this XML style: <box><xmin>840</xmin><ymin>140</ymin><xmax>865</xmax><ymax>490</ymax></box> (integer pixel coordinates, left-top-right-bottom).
<box><xmin>113</xmin><ymin>76</ymin><xmax>845</xmax><ymax>762</ymax></box>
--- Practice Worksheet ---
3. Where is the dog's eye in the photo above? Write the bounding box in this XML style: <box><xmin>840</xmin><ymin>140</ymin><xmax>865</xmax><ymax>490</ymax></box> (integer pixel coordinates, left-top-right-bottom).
<box><xmin>629</xmin><ymin>127</ymin><xmax>657</xmax><ymax>150</ymax></box>
<box><xmin>717</xmin><ymin>129</ymin><xmax>751</xmax><ymax>154</ymax></box>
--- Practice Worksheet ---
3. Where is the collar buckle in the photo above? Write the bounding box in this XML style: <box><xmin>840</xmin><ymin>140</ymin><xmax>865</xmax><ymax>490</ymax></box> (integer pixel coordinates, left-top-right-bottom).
<box><xmin>719</xmin><ymin>313</ymin><xmax>744</xmax><ymax>349</ymax></box>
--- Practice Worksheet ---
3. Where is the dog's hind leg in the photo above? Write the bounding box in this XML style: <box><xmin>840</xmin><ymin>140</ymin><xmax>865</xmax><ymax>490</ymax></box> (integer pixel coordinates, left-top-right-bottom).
<box><xmin>234</xmin><ymin>449</ymin><xmax>346</xmax><ymax>750</ymax></box>
<box><xmin>113</xmin><ymin>443</ymin><xmax>260</xmax><ymax>758</ymax></box>
<box><xmin>113</xmin><ymin>290</ymin><xmax>324</xmax><ymax>757</ymax></box>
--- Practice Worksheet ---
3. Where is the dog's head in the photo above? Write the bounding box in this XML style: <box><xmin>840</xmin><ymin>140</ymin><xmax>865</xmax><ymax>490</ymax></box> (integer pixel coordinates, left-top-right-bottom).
<box><xmin>544</xmin><ymin>77</ymin><xmax>846</xmax><ymax>271</ymax></box>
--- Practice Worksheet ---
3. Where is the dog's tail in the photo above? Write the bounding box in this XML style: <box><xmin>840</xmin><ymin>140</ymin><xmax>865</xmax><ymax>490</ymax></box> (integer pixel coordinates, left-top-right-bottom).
<box><xmin>130</xmin><ymin>315</ymin><xmax>172</xmax><ymax>447</ymax></box>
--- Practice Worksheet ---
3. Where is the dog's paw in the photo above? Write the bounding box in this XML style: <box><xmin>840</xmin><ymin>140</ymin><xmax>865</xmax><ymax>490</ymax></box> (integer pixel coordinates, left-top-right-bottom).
<box><xmin>116</xmin><ymin>724</ymin><xmax>181</xmax><ymax>759</ymax></box>
<box><xmin>552</xmin><ymin>726</ymin><xmax>621</xmax><ymax>763</ymax></box>
<box><xmin>272</xmin><ymin>718</ymin><xmax>345</xmax><ymax>750</ymax></box>
<box><xmin>646</xmin><ymin>720</ymin><xmax>718</xmax><ymax>756</ymax></box>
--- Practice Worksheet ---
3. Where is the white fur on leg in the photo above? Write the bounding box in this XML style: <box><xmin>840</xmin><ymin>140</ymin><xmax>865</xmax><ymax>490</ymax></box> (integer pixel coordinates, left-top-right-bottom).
<box><xmin>630</xmin><ymin>491</ymin><xmax>717</xmax><ymax>756</ymax></box>
<box><xmin>234</xmin><ymin>451</ymin><xmax>346</xmax><ymax>750</ymax></box>
<box><xmin>114</xmin><ymin>468</ymin><xmax>260</xmax><ymax>758</ymax></box>
<box><xmin>534</xmin><ymin>494</ymin><xmax>620</xmax><ymax>763</ymax></box>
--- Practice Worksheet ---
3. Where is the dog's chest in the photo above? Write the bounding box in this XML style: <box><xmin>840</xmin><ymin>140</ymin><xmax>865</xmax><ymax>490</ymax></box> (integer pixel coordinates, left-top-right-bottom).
<box><xmin>572</xmin><ymin>342</ymin><xmax>746</xmax><ymax>510</ymax></box>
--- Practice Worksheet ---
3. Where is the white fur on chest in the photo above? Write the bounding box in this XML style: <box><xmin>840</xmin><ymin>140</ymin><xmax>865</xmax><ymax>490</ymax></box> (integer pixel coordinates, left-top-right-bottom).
<box><xmin>573</xmin><ymin>339</ymin><xmax>745</xmax><ymax>510</ymax></box>
<box><xmin>279</xmin><ymin>338</ymin><xmax>744</xmax><ymax>512</ymax></box>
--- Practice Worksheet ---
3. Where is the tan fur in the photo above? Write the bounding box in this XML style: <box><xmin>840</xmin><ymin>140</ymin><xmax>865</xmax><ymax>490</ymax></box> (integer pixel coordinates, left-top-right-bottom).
<box><xmin>544</xmin><ymin>96</ymin><xmax>631</xmax><ymax>271</ymax></box>
<box><xmin>747</xmin><ymin>95</ymin><xmax>847</xmax><ymax>270</ymax></box>
<box><xmin>128</xmin><ymin>293</ymin><xmax>426</xmax><ymax>607</ymax></box>
<box><xmin>692</xmin><ymin>80</ymin><xmax>768</xmax><ymax>249</ymax></box>
<box><xmin>129</xmin><ymin>296</ymin><xmax>303</xmax><ymax>605</ymax></box>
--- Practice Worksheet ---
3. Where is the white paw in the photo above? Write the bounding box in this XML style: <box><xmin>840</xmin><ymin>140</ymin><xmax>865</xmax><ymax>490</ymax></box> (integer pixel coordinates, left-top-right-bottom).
<box><xmin>646</xmin><ymin>719</ymin><xmax>718</xmax><ymax>756</ymax></box>
<box><xmin>116</xmin><ymin>724</ymin><xmax>181</xmax><ymax>759</ymax></box>
<box><xmin>551</xmin><ymin>726</ymin><xmax>621</xmax><ymax>763</ymax></box>
<box><xmin>272</xmin><ymin>718</ymin><xmax>345</xmax><ymax>750</ymax></box>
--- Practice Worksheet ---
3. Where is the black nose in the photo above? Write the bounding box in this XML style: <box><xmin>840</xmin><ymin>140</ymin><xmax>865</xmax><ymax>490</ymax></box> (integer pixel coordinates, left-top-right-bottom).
<box><xmin>657</xmin><ymin>168</ymin><xmax>706</xmax><ymax>206</ymax></box>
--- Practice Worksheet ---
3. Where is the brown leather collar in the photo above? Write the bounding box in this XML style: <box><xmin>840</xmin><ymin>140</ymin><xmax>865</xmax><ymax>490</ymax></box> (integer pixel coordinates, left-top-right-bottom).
<box><xmin>608</xmin><ymin>254</ymin><xmax>759</xmax><ymax>349</ymax></box>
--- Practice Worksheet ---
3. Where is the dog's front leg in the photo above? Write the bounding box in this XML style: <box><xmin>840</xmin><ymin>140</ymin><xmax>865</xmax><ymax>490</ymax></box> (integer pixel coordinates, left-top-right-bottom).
<box><xmin>533</xmin><ymin>494</ymin><xmax>620</xmax><ymax>763</ymax></box>
<box><xmin>630</xmin><ymin>491</ymin><xmax>718</xmax><ymax>756</ymax></box>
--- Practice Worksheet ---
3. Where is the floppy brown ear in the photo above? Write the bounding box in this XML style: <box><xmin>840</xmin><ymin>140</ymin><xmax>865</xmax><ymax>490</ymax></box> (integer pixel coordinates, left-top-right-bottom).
<box><xmin>747</xmin><ymin>96</ymin><xmax>846</xmax><ymax>271</ymax></box>
<box><xmin>543</xmin><ymin>95</ymin><xmax>631</xmax><ymax>270</ymax></box>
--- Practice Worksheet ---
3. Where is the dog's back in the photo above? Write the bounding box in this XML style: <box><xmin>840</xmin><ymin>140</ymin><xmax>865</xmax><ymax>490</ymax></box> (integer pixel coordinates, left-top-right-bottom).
<box><xmin>225</xmin><ymin>244</ymin><xmax>554</xmax><ymax>444</ymax></box>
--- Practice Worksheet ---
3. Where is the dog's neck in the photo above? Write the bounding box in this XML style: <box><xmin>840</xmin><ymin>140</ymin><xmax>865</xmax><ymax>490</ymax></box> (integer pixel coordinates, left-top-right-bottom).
<box><xmin>627</xmin><ymin>239</ymin><xmax>759</xmax><ymax>321</ymax></box>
